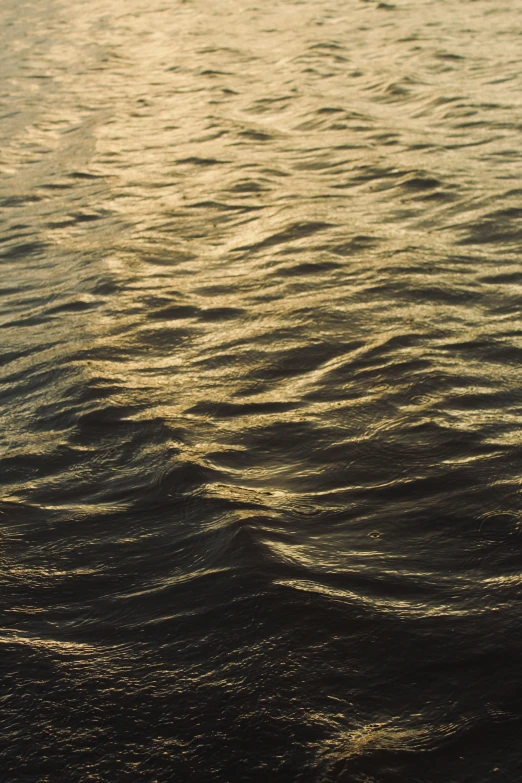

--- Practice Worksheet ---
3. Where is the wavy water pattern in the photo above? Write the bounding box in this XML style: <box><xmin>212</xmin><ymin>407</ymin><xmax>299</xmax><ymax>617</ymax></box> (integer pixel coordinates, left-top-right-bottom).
<box><xmin>1</xmin><ymin>0</ymin><xmax>522</xmax><ymax>780</ymax></box>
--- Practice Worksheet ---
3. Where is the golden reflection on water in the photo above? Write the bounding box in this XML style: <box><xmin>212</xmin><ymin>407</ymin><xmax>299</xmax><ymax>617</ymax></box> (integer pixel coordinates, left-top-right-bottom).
<box><xmin>2</xmin><ymin>0</ymin><xmax>522</xmax><ymax>627</ymax></box>
<box><xmin>2</xmin><ymin>1</ymin><xmax>522</xmax><ymax>780</ymax></box>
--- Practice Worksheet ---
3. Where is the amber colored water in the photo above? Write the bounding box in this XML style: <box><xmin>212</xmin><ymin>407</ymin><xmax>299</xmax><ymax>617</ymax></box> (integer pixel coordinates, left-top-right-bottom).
<box><xmin>1</xmin><ymin>0</ymin><xmax>522</xmax><ymax>780</ymax></box>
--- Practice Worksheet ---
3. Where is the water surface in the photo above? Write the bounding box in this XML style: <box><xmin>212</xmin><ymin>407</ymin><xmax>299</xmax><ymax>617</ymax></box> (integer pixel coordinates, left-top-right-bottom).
<box><xmin>1</xmin><ymin>0</ymin><xmax>522</xmax><ymax>780</ymax></box>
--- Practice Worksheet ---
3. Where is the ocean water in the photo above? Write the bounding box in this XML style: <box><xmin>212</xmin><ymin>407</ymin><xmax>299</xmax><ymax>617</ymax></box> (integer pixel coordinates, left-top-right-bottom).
<box><xmin>1</xmin><ymin>0</ymin><xmax>522</xmax><ymax>780</ymax></box>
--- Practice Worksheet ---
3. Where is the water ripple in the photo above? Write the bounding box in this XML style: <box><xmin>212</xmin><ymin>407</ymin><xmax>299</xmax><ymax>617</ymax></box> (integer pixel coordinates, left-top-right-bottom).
<box><xmin>2</xmin><ymin>0</ymin><xmax>522</xmax><ymax>780</ymax></box>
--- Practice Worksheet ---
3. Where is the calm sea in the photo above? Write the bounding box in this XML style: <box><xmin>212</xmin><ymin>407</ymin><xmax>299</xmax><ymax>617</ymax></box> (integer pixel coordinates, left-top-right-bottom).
<box><xmin>1</xmin><ymin>0</ymin><xmax>522</xmax><ymax>780</ymax></box>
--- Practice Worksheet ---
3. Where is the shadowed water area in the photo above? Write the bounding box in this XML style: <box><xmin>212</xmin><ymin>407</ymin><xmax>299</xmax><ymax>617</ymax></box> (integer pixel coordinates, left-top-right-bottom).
<box><xmin>1</xmin><ymin>0</ymin><xmax>522</xmax><ymax>780</ymax></box>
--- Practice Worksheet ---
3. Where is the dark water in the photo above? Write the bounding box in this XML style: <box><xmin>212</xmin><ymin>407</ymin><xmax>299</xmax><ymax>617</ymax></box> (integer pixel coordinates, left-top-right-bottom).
<box><xmin>1</xmin><ymin>0</ymin><xmax>522</xmax><ymax>779</ymax></box>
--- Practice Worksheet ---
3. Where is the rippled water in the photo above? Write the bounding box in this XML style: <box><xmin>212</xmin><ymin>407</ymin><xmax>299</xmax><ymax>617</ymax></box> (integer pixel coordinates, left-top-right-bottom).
<box><xmin>2</xmin><ymin>0</ymin><xmax>522</xmax><ymax>779</ymax></box>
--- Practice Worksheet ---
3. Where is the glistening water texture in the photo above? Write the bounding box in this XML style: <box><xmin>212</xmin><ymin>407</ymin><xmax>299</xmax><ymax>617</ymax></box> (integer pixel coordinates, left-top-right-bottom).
<box><xmin>1</xmin><ymin>0</ymin><xmax>522</xmax><ymax>780</ymax></box>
